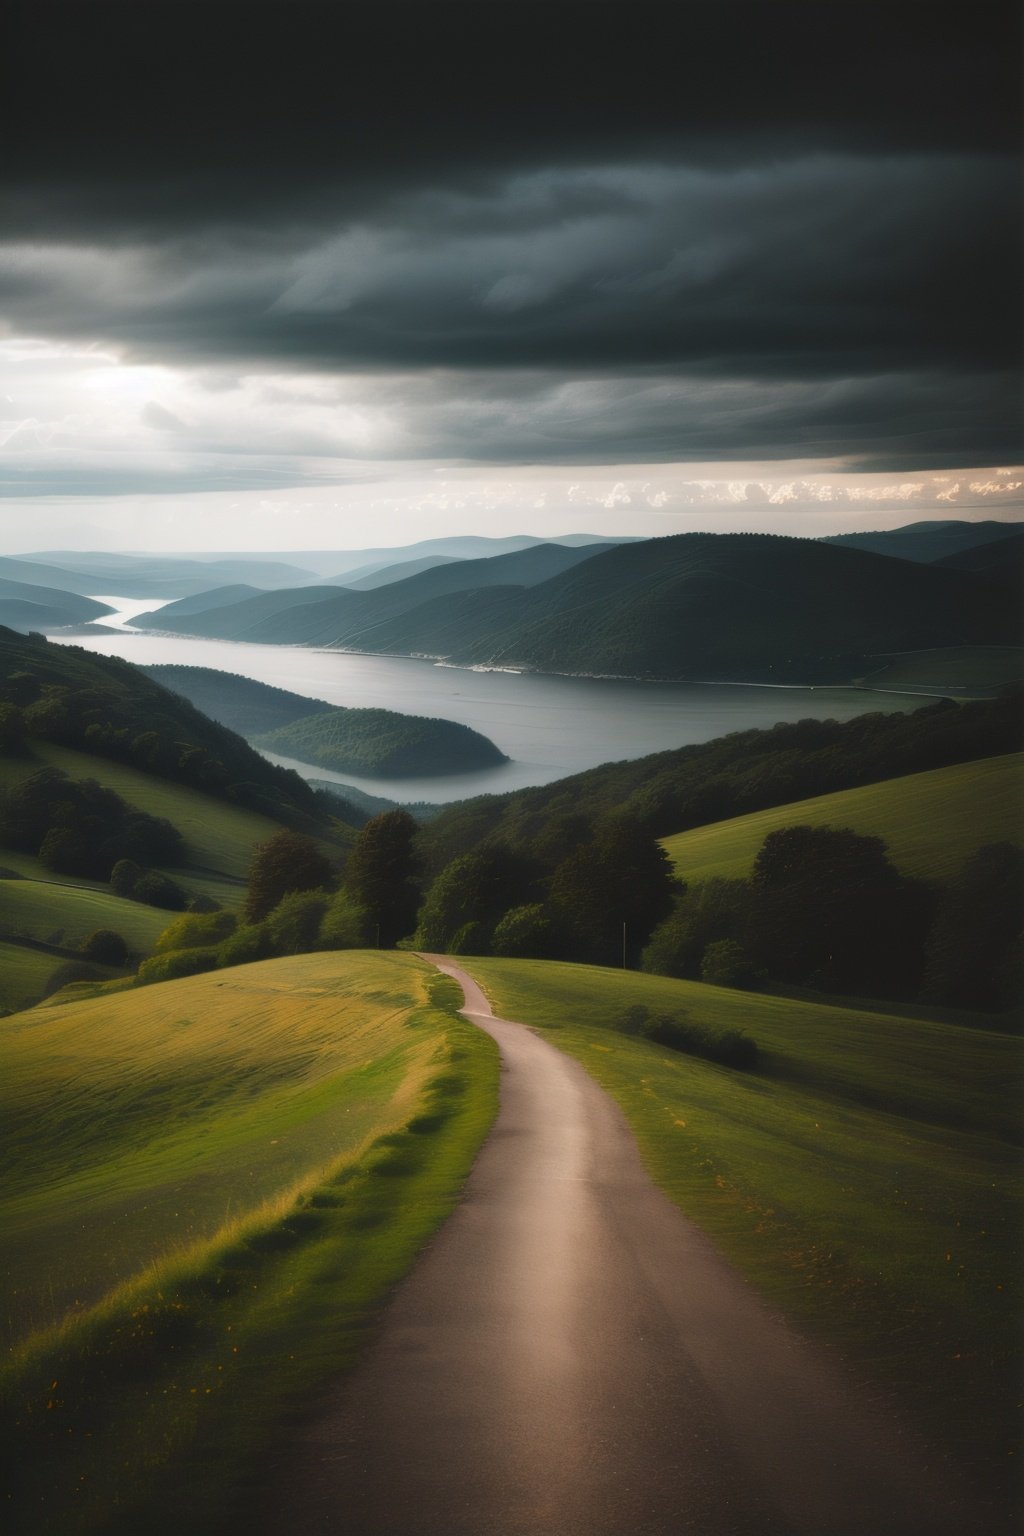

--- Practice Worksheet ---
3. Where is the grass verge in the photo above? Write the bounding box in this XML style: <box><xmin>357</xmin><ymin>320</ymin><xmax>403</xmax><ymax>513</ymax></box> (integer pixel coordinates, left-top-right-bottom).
<box><xmin>0</xmin><ymin>953</ymin><xmax>499</xmax><ymax>1535</ymax></box>
<box><xmin>455</xmin><ymin>956</ymin><xmax>1022</xmax><ymax>1496</ymax></box>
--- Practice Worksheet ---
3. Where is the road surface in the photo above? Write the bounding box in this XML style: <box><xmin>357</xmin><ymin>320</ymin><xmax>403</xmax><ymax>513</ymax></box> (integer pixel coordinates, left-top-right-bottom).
<box><xmin>256</xmin><ymin>957</ymin><xmax>998</xmax><ymax>1536</ymax></box>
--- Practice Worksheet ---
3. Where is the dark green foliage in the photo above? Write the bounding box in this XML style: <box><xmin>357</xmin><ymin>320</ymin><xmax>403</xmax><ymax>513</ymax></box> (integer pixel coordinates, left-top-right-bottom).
<box><xmin>255</xmin><ymin>706</ymin><xmax>507</xmax><ymax>778</ymax></box>
<box><xmin>40</xmin><ymin>960</ymin><xmax>109</xmax><ymax>998</ymax></box>
<box><xmin>0</xmin><ymin>702</ymin><xmax>25</xmax><ymax>751</ymax></box>
<box><xmin>922</xmin><ymin>843</ymin><xmax>1024</xmax><ymax>1010</ymax></box>
<box><xmin>700</xmin><ymin>939</ymin><xmax>761</xmax><ymax>989</ymax></box>
<box><xmin>417</xmin><ymin>690</ymin><xmax>1022</xmax><ymax>877</ymax></box>
<box><xmin>0</xmin><ymin>627</ymin><xmax>331</xmax><ymax>833</ymax></box>
<box><xmin>613</xmin><ymin>1003</ymin><xmax>758</xmax><ymax>1069</ymax></box>
<box><xmin>491</xmin><ymin>904</ymin><xmax>553</xmax><ymax>959</ymax></box>
<box><xmin>0</xmin><ymin>767</ymin><xmax>183</xmax><ymax>881</ymax></box>
<box><xmin>415</xmin><ymin>845</ymin><xmax>538</xmax><ymax>952</ymax></box>
<box><xmin>318</xmin><ymin>890</ymin><xmax>369</xmax><ymax>949</ymax></box>
<box><xmin>110</xmin><ymin>858</ymin><xmax>144</xmax><ymax>898</ymax></box>
<box><xmin>244</xmin><ymin>830</ymin><xmax>337</xmax><ymax>923</ymax></box>
<box><xmin>264</xmin><ymin>891</ymin><xmax>330</xmax><ymax>955</ymax></box>
<box><xmin>136</xmin><ymin>948</ymin><xmax>220</xmax><ymax>986</ymax></box>
<box><xmin>345</xmin><ymin>810</ymin><xmax>419</xmax><ymax>947</ymax></box>
<box><xmin>132</xmin><ymin>870</ymin><xmax>188</xmax><ymax>911</ymax></box>
<box><xmin>546</xmin><ymin>816</ymin><xmax>679</xmax><ymax>966</ymax></box>
<box><xmin>217</xmin><ymin>923</ymin><xmax>274</xmax><ymax>968</ymax></box>
<box><xmin>78</xmin><ymin>929</ymin><xmax>130</xmax><ymax>967</ymax></box>
<box><xmin>186</xmin><ymin>893</ymin><xmax>222</xmax><ymax>914</ymax></box>
<box><xmin>747</xmin><ymin>824</ymin><xmax>933</xmax><ymax>996</ymax></box>
<box><xmin>642</xmin><ymin>878</ymin><xmax>753</xmax><ymax>981</ymax></box>
<box><xmin>154</xmin><ymin>911</ymin><xmax>237</xmax><ymax>954</ymax></box>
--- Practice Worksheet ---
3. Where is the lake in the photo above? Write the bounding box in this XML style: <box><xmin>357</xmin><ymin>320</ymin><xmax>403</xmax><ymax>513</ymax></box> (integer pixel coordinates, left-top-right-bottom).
<box><xmin>57</xmin><ymin>597</ymin><xmax>924</xmax><ymax>804</ymax></box>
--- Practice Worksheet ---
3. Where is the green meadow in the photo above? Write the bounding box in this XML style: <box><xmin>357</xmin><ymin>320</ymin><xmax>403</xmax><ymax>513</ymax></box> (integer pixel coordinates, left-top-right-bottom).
<box><xmin>661</xmin><ymin>752</ymin><xmax>1023</xmax><ymax>885</ymax></box>
<box><xmin>0</xmin><ymin>741</ymin><xmax>338</xmax><ymax>1009</ymax></box>
<box><xmin>0</xmin><ymin>951</ymin><xmax>498</xmax><ymax>1535</ymax></box>
<box><xmin>457</xmin><ymin>957</ymin><xmax>1022</xmax><ymax>1487</ymax></box>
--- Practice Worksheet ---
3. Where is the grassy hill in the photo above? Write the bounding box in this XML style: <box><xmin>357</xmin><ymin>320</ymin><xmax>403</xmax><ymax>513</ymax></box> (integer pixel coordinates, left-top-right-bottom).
<box><xmin>417</xmin><ymin>689</ymin><xmax>1022</xmax><ymax>875</ymax></box>
<box><xmin>0</xmin><ymin>626</ymin><xmax>333</xmax><ymax>830</ymax></box>
<box><xmin>661</xmin><ymin>753</ymin><xmax>1024</xmax><ymax>886</ymax></box>
<box><xmin>0</xmin><ymin>739</ymin><xmax>348</xmax><ymax>1012</ymax></box>
<box><xmin>0</xmin><ymin>952</ymin><xmax>497</xmax><ymax>1534</ymax></box>
<box><xmin>456</xmin><ymin>956</ymin><xmax>1021</xmax><ymax>1494</ymax></box>
<box><xmin>135</xmin><ymin>533</ymin><xmax>1020</xmax><ymax>680</ymax></box>
<box><xmin>255</xmin><ymin>705</ymin><xmax>508</xmax><ymax>778</ymax></box>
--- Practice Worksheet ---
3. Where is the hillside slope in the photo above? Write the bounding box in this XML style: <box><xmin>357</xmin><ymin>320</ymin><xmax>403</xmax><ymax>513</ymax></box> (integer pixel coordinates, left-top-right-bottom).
<box><xmin>137</xmin><ymin>540</ymin><xmax>617</xmax><ymax>644</ymax></box>
<box><xmin>0</xmin><ymin>627</ymin><xmax>330</xmax><ymax>829</ymax></box>
<box><xmin>661</xmin><ymin>753</ymin><xmax>1023</xmax><ymax>885</ymax></box>
<box><xmin>138</xmin><ymin>532</ymin><xmax>1020</xmax><ymax>682</ymax></box>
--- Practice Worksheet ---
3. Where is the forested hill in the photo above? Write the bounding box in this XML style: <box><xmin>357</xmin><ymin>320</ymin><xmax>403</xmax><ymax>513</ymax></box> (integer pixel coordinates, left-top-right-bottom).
<box><xmin>416</xmin><ymin>689</ymin><xmax>1023</xmax><ymax>875</ymax></box>
<box><xmin>254</xmin><ymin>706</ymin><xmax>508</xmax><ymax>778</ymax></box>
<box><xmin>0</xmin><ymin>629</ymin><xmax>339</xmax><ymax>833</ymax></box>
<box><xmin>135</xmin><ymin>533</ymin><xmax>1019</xmax><ymax>682</ymax></box>
<box><xmin>134</xmin><ymin>540</ymin><xmax>614</xmax><ymax>643</ymax></box>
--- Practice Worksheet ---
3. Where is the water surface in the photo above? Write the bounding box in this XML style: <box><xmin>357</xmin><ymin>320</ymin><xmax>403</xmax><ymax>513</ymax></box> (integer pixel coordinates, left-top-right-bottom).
<box><xmin>58</xmin><ymin>598</ymin><xmax>922</xmax><ymax>803</ymax></box>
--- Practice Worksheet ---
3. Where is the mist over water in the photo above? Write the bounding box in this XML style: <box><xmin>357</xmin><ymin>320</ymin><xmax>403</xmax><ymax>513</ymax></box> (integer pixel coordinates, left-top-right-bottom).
<box><xmin>61</xmin><ymin>598</ymin><xmax>919</xmax><ymax>803</ymax></box>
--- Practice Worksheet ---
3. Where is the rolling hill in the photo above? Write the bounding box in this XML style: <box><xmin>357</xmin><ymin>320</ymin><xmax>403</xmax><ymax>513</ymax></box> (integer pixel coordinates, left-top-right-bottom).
<box><xmin>0</xmin><ymin>578</ymin><xmax>114</xmax><ymax>633</ymax></box>
<box><xmin>254</xmin><ymin>706</ymin><xmax>508</xmax><ymax>778</ymax></box>
<box><xmin>0</xmin><ymin>627</ymin><xmax>331</xmax><ymax>829</ymax></box>
<box><xmin>139</xmin><ymin>665</ymin><xmax>337</xmax><ymax>736</ymax></box>
<box><xmin>135</xmin><ymin>540</ymin><xmax>620</xmax><ymax>644</ymax></box>
<box><xmin>822</xmin><ymin>519</ymin><xmax>1024</xmax><ymax>565</ymax></box>
<box><xmin>133</xmin><ymin>533</ymin><xmax>1021</xmax><ymax>681</ymax></box>
<box><xmin>660</xmin><ymin>753</ymin><xmax>1024</xmax><ymax>886</ymax></box>
<box><xmin>0</xmin><ymin>952</ymin><xmax>497</xmax><ymax>1532</ymax></box>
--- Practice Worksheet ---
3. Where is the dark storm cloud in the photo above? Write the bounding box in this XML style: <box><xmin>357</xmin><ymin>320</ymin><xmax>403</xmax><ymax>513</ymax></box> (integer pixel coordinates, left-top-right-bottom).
<box><xmin>3</xmin><ymin>1</ymin><xmax>1018</xmax><ymax>236</ymax></box>
<box><xmin>1</xmin><ymin>0</ymin><xmax>1020</xmax><ymax>470</ymax></box>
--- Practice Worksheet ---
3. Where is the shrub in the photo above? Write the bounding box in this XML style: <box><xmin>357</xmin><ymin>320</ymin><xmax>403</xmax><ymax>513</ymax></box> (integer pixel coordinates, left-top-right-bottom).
<box><xmin>700</xmin><ymin>939</ymin><xmax>762</xmax><ymax>990</ymax></box>
<box><xmin>154</xmin><ymin>910</ymin><xmax>237</xmax><ymax>954</ymax></box>
<box><xmin>110</xmin><ymin>858</ymin><xmax>144</xmax><ymax>898</ymax></box>
<box><xmin>132</xmin><ymin>871</ymin><xmax>188</xmax><ymax>910</ymax></box>
<box><xmin>613</xmin><ymin>1004</ymin><xmax>758</xmax><ymax>1070</ymax></box>
<box><xmin>245</xmin><ymin>831</ymin><xmax>336</xmax><ymax>923</ymax></box>
<box><xmin>265</xmin><ymin>890</ymin><xmax>330</xmax><ymax>955</ymax></box>
<box><xmin>218</xmin><ymin>923</ymin><xmax>273</xmax><ymax>968</ymax></box>
<box><xmin>319</xmin><ymin>889</ymin><xmax>368</xmax><ymax>949</ymax></box>
<box><xmin>136</xmin><ymin>948</ymin><xmax>220</xmax><ymax>986</ymax></box>
<box><xmin>41</xmin><ymin>960</ymin><xmax>107</xmax><ymax>998</ymax></box>
<box><xmin>491</xmin><ymin>903</ymin><xmax>552</xmax><ymax>959</ymax></box>
<box><xmin>186</xmin><ymin>893</ymin><xmax>221</xmax><ymax>914</ymax></box>
<box><xmin>78</xmin><ymin>929</ymin><xmax>130</xmax><ymax>967</ymax></box>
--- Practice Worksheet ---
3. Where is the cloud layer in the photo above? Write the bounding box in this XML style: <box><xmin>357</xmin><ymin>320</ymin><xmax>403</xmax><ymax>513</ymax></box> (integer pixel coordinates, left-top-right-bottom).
<box><xmin>0</xmin><ymin>1</ymin><xmax>1020</xmax><ymax>498</ymax></box>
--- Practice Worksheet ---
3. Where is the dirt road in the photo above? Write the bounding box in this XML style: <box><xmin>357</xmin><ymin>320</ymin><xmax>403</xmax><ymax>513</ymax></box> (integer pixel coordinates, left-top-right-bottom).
<box><xmin>257</xmin><ymin>957</ymin><xmax>997</xmax><ymax>1536</ymax></box>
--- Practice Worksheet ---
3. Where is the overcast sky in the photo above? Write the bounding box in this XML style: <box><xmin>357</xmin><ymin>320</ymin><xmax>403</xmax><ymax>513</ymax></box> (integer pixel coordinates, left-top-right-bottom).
<box><xmin>1</xmin><ymin>0</ymin><xmax>1020</xmax><ymax>553</ymax></box>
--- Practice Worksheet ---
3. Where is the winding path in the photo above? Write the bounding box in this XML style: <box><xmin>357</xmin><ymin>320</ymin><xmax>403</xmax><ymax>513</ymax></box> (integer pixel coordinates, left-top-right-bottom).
<box><xmin>257</xmin><ymin>957</ymin><xmax>994</xmax><ymax>1536</ymax></box>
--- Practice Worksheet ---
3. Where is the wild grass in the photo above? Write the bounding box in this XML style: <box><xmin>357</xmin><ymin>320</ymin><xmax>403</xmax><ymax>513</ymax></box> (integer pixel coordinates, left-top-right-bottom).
<box><xmin>456</xmin><ymin>956</ymin><xmax>1022</xmax><ymax>1491</ymax></box>
<box><xmin>0</xmin><ymin>950</ymin><xmax>498</xmax><ymax>1535</ymax></box>
<box><xmin>661</xmin><ymin>752</ymin><xmax>1023</xmax><ymax>885</ymax></box>
<box><xmin>0</xmin><ymin>876</ymin><xmax>172</xmax><ymax>954</ymax></box>
<box><xmin>0</xmin><ymin>940</ymin><xmax>61</xmax><ymax>1013</ymax></box>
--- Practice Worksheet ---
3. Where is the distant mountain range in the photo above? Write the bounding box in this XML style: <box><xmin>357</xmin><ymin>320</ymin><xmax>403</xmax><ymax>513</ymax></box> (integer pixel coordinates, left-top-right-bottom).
<box><xmin>821</xmin><ymin>519</ymin><xmax>1024</xmax><ymax>565</ymax></box>
<box><xmin>134</xmin><ymin>531</ymin><xmax>1022</xmax><ymax>683</ymax></box>
<box><xmin>134</xmin><ymin>541</ymin><xmax>621</xmax><ymax>642</ymax></box>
